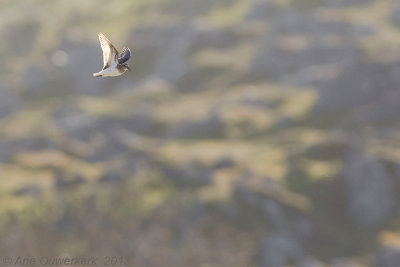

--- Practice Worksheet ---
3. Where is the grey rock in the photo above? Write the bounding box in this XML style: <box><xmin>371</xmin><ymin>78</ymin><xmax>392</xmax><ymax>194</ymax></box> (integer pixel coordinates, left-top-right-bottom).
<box><xmin>162</xmin><ymin>163</ymin><xmax>212</xmax><ymax>186</ymax></box>
<box><xmin>245</xmin><ymin>0</ymin><xmax>275</xmax><ymax>22</ymax></box>
<box><xmin>0</xmin><ymin>139</ymin><xmax>13</xmax><ymax>162</ymax></box>
<box><xmin>343</xmin><ymin>148</ymin><xmax>396</xmax><ymax>226</ymax></box>
<box><xmin>392</xmin><ymin>5</ymin><xmax>400</xmax><ymax>28</ymax></box>
<box><xmin>191</xmin><ymin>28</ymin><xmax>246</xmax><ymax>50</ymax></box>
<box><xmin>249</xmin><ymin>10</ymin><xmax>366</xmax><ymax>85</ymax></box>
<box><xmin>325</xmin><ymin>0</ymin><xmax>373</xmax><ymax>7</ymax></box>
<box><xmin>376</xmin><ymin>245</ymin><xmax>400</xmax><ymax>267</ymax></box>
<box><xmin>304</xmin><ymin>141</ymin><xmax>347</xmax><ymax>161</ymax></box>
<box><xmin>132</xmin><ymin>25</ymin><xmax>196</xmax><ymax>83</ymax></box>
<box><xmin>262</xmin><ymin>200</ymin><xmax>313</xmax><ymax>243</ymax></box>
<box><xmin>314</xmin><ymin>61</ymin><xmax>400</xmax><ymax>113</ymax></box>
<box><xmin>89</xmin><ymin>134</ymin><xmax>128</xmax><ymax>162</ymax></box>
<box><xmin>260</xmin><ymin>232</ymin><xmax>303</xmax><ymax>267</ymax></box>
<box><xmin>251</xmin><ymin>36</ymin><xmax>357</xmax><ymax>84</ymax></box>
<box><xmin>53</xmin><ymin>105</ymin><xmax>97</xmax><ymax>138</ymax></box>
<box><xmin>330</xmin><ymin>258</ymin><xmax>365</xmax><ymax>267</ymax></box>
<box><xmin>99</xmin><ymin>172</ymin><xmax>122</xmax><ymax>184</ymax></box>
<box><xmin>297</xmin><ymin>257</ymin><xmax>325</xmax><ymax>267</ymax></box>
<box><xmin>273</xmin><ymin>12</ymin><xmax>351</xmax><ymax>36</ymax></box>
<box><xmin>213</xmin><ymin>157</ymin><xmax>236</xmax><ymax>169</ymax></box>
<box><xmin>263</xmin><ymin>200</ymin><xmax>289</xmax><ymax>230</ymax></box>
<box><xmin>152</xmin><ymin>28</ymin><xmax>195</xmax><ymax>82</ymax></box>
<box><xmin>14</xmin><ymin>185</ymin><xmax>41</xmax><ymax>197</ymax></box>
<box><xmin>54</xmin><ymin>174</ymin><xmax>86</xmax><ymax>190</ymax></box>
<box><xmin>2</xmin><ymin>21</ymin><xmax>39</xmax><ymax>56</ymax></box>
<box><xmin>121</xmin><ymin>111</ymin><xmax>152</xmax><ymax>135</ymax></box>
<box><xmin>0</xmin><ymin>91</ymin><xmax>18</xmax><ymax>118</ymax></box>
<box><xmin>57</xmin><ymin>206</ymin><xmax>73</xmax><ymax>231</ymax></box>
<box><xmin>13</xmin><ymin>137</ymin><xmax>55</xmax><ymax>151</ymax></box>
<box><xmin>22</xmin><ymin>65</ymin><xmax>49</xmax><ymax>92</ymax></box>
<box><xmin>167</xmin><ymin>114</ymin><xmax>225</xmax><ymax>139</ymax></box>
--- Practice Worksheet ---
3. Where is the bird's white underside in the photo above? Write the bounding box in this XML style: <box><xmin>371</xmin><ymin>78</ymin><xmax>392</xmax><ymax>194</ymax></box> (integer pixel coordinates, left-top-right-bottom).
<box><xmin>93</xmin><ymin>64</ymin><xmax>122</xmax><ymax>77</ymax></box>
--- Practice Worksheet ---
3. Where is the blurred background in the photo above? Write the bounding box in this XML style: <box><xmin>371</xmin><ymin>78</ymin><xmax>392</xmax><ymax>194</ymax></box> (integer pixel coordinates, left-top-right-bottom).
<box><xmin>1</xmin><ymin>0</ymin><xmax>400</xmax><ymax>266</ymax></box>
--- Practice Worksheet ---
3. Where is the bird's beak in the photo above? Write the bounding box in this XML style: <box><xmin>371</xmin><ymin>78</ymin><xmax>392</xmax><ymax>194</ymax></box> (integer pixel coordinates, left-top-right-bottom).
<box><xmin>127</xmin><ymin>66</ymin><xmax>131</xmax><ymax>71</ymax></box>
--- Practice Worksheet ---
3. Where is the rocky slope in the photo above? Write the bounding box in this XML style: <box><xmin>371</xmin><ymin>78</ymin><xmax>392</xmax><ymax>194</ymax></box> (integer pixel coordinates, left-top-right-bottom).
<box><xmin>1</xmin><ymin>0</ymin><xmax>400</xmax><ymax>266</ymax></box>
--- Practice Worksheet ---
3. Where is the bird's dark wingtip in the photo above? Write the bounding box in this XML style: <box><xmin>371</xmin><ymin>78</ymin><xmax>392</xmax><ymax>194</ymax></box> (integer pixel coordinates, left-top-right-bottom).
<box><xmin>118</xmin><ymin>47</ymin><xmax>131</xmax><ymax>64</ymax></box>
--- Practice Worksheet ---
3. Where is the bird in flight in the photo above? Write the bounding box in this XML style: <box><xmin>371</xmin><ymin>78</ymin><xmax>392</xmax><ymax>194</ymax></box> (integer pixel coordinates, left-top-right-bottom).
<box><xmin>93</xmin><ymin>33</ymin><xmax>131</xmax><ymax>77</ymax></box>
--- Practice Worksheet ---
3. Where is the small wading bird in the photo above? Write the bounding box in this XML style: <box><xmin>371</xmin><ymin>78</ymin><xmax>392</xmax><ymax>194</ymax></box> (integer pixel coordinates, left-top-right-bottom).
<box><xmin>93</xmin><ymin>33</ymin><xmax>131</xmax><ymax>77</ymax></box>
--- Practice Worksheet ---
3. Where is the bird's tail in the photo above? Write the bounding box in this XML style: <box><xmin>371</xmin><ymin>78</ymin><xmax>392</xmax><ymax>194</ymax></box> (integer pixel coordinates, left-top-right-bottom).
<box><xmin>93</xmin><ymin>73</ymin><xmax>102</xmax><ymax>77</ymax></box>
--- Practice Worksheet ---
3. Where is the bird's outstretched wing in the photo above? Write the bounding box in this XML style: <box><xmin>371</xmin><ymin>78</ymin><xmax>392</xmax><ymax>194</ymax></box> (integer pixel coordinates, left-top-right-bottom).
<box><xmin>118</xmin><ymin>47</ymin><xmax>131</xmax><ymax>64</ymax></box>
<box><xmin>98</xmin><ymin>33</ymin><xmax>118</xmax><ymax>70</ymax></box>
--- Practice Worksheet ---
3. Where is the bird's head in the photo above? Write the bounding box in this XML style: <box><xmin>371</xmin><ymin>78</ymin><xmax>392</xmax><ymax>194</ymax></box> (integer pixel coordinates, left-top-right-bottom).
<box><xmin>122</xmin><ymin>63</ymin><xmax>131</xmax><ymax>71</ymax></box>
